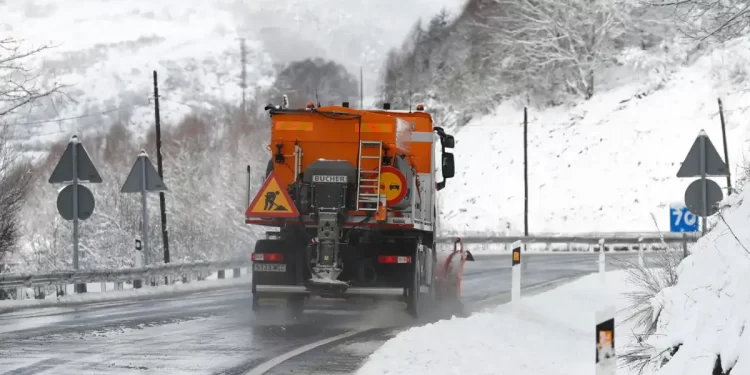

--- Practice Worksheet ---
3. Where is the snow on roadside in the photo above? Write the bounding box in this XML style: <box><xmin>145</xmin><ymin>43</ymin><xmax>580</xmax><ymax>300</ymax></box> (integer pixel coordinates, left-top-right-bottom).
<box><xmin>636</xmin><ymin>182</ymin><xmax>750</xmax><ymax>375</ymax></box>
<box><xmin>356</xmin><ymin>270</ymin><xmax>637</xmax><ymax>375</ymax></box>
<box><xmin>0</xmin><ymin>272</ymin><xmax>252</xmax><ymax>314</ymax></box>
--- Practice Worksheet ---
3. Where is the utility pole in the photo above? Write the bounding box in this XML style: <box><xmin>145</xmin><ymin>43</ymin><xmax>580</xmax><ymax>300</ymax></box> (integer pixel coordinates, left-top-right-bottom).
<box><xmin>524</xmin><ymin>107</ymin><xmax>529</xmax><ymax>237</ymax></box>
<box><xmin>153</xmin><ymin>71</ymin><xmax>170</xmax><ymax>271</ymax></box>
<box><xmin>718</xmin><ymin>98</ymin><xmax>732</xmax><ymax>195</ymax></box>
<box><xmin>238</xmin><ymin>38</ymin><xmax>248</xmax><ymax>115</ymax></box>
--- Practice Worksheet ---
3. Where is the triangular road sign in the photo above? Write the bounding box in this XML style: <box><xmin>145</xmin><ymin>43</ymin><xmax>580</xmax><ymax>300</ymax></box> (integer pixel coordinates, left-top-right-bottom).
<box><xmin>49</xmin><ymin>136</ymin><xmax>103</xmax><ymax>183</ymax></box>
<box><xmin>121</xmin><ymin>151</ymin><xmax>168</xmax><ymax>193</ymax></box>
<box><xmin>676</xmin><ymin>130</ymin><xmax>728</xmax><ymax>177</ymax></box>
<box><xmin>246</xmin><ymin>171</ymin><xmax>299</xmax><ymax>218</ymax></box>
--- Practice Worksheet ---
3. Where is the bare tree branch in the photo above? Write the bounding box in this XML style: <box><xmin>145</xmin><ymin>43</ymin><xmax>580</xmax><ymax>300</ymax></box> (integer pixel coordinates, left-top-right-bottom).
<box><xmin>0</xmin><ymin>36</ymin><xmax>65</xmax><ymax>118</ymax></box>
<box><xmin>644</xmin><ymin>0</ymin><xmax>750</xmax><ymax>41</ymax></box>
<box><xmin>0</xmin><ymin>33</ymin><xmax>61</xmax><ymax>267</ymax></box>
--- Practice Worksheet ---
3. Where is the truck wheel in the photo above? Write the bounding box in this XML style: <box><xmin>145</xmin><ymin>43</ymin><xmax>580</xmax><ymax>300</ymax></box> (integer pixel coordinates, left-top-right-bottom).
<box><xmin>407</xmin><ymin>245</ymin><xmax>422</xmax><ymax>319</ymax></box>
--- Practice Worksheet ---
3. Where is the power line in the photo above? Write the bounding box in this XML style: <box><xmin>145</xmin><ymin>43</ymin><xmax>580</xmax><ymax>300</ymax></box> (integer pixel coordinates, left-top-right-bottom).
<box><xmin>5</xmin><ymin>104</ymin><xmax>149</xmax><ymax>127</ymax></box>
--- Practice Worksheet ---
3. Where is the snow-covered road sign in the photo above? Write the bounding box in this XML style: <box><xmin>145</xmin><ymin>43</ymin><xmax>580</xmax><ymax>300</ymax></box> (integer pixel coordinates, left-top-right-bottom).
<box><xmin>676</xmin><ymin>130</ymin><xmax>728</xmax><ymax>235</ymax></box>
<box><xmin>669</xmin><ymin>203</ymin><xmax>698</xmax><ymax>233</ymax></box>
<box><xmin>121</xmin><ymin>150</ymin><xmax>167</xmax><ymax>268</ymax></box>
<box><xmin>47</xmin><ymin>135</ymin><xmax>102</xmax><ymax>279</ymax></box>
<box><xmin>676</xmin><ymin>130</ymin><xmax>727</xmax><ymax>178</ymax></box>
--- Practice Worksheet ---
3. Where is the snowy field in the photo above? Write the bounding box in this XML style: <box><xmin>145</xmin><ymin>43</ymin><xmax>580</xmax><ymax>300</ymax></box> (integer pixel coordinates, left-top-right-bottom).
<box><xmin>356</xmin><ymin>269</ymin><xmax>636</xmax><ymax>375</ymax></box>
<box><xmin>440</xmin><ymin>36</ymin><xmax>750</xmax><ymax>235</ymax></box>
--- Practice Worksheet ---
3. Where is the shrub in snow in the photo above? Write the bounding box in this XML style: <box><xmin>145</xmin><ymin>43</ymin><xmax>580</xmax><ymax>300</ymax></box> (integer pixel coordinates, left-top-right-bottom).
<box><xmin>617</xmin><ymin>248</ymin><xmax>682</xmax><ymax>374</ymax></box>
<box><xmin>624</xmin><ymin>185</ymin><xmax>750</xmax><ymax>375</ymax></box>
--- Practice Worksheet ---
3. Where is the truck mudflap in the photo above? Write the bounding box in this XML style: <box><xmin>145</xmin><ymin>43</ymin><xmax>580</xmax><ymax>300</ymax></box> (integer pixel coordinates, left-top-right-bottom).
<box><xmin>434</xmin><ymin>238</ymin><xmax>473</xmax><ymax>300</ymax></box>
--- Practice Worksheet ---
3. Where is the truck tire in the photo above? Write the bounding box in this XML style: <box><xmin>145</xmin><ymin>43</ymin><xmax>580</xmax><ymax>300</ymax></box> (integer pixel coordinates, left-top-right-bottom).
<box><xmin>407</xmin><ymin>239</ymin><xmax>423</xmax><ymax>319</ymax></box>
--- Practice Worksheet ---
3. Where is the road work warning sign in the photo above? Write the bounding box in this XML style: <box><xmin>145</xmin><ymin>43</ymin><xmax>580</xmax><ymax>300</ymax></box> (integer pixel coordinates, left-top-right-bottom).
<box><xmin>246</xmin><ymin>171</ymin><xmax>299</xmax><ymax>218</ymax></box>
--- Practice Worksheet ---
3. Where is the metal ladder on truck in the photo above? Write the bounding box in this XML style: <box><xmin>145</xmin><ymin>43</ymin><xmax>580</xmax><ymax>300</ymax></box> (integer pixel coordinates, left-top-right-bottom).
<box><xmin>356</xmin><ymin>140</ymin><xmax>383</xmax><ymax>211</ymax></box>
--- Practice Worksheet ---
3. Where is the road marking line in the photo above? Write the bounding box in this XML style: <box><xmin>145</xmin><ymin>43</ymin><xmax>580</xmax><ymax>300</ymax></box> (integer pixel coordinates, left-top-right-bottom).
<box><xmin>244</xmin><ymin>329</ymin><xmax>365</xmax><ymax>375</ymax></box>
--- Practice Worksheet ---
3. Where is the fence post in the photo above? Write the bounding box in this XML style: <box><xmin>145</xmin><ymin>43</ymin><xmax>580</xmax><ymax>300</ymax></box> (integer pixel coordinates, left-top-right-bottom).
<box><xmin>682</xmin><ymin>233</ymin><xmax>688</xmax><ymax>259</ymax></box>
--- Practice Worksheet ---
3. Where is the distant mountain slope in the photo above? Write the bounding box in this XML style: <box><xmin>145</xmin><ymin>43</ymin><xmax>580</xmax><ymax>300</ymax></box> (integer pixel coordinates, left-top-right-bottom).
<box><xmin>1</xmin><ymin>0</ymin><xmax>466</xmax><ymax>143</ymax></box>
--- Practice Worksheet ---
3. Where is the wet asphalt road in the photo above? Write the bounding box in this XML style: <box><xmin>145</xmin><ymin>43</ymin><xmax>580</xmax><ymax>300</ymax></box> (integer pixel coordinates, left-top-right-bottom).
<box><xmin>0</xmin><ymin>251</ymin><xmax>654</xmax><ymax>375</ymax></box>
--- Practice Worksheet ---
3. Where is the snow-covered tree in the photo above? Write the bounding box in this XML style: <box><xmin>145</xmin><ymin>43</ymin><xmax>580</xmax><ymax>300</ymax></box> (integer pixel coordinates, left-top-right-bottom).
<box><xmin>0</xmin><ymin>34</ymin><xmax>63</xmax><ymax>266</ymax></box>
<box><xmin>271</xmin><ymin>58</ymin><xmax>359</xmax><ymax>108</ymax></box>
<box><xmin>17</xmin><ymin>104</ymin><xmax>269</xmax><ymax>272</ymax></box>
<box><xmin>483</xmin><ymin>0</ymin><xmax>629</xmax><ymax>101</ymax></box>
<box><xmin>648</xmin><ymin>0</ymin><xmax>750</xmax><ymax>42</ymax></box>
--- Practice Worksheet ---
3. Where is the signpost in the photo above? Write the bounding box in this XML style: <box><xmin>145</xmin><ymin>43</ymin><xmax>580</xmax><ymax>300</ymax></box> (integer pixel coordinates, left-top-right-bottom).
<box><xmin>48</xmin><ymin>135</ymin><xmax>103</xmax><ymax>293</ymax></box>
<box><xmin>121</xmin><ymin>150</ymin><xmax>168</xmax><ymax>281</ymax></box>
<box><xmin>676</xmin><ymin>130</ymin><xmax>728</xmax><ymax>235</ymax></box>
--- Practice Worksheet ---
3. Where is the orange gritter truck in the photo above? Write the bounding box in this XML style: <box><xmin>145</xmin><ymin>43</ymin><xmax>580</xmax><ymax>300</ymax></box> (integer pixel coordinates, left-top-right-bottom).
<box><xmin>245</xmin><ymin>100</ymin><xmax>472</xmax><ymax>319</ymax></box>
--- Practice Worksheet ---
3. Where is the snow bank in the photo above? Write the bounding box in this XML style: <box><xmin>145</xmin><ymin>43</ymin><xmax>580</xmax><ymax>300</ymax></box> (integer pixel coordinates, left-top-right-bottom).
<box><xmin>637</xmin><ymin>183</ymin><xmax>750</xmax><ymax>374</ymax></box>
<box><xmin>0</xmin><ymin>272</ymin><xmax>252</xmax><ymax>314</ymax></box>
<box><xmin>356</xmin><ymin>270</ymin><xmax>636</xmax><ymax>375</ymax></box>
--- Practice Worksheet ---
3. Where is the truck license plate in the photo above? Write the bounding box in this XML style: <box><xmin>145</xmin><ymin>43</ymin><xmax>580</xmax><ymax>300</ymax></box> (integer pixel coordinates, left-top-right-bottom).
<box><xmin>253</xmin><ymin>263</ymin><xmax>287</xmax><ymax>272</ymax></box>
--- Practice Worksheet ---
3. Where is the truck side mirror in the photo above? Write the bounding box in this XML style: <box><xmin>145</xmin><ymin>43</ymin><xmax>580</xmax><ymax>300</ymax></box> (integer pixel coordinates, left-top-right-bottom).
<box><xmin>442</xmin><ymin>152</ymin><xmax>455</xmax><ymax>179</ymax></box>
<box><xmin>443</xmin><ymin>135</ymin><xmax>455</xmax><ymax>148</ymax></box>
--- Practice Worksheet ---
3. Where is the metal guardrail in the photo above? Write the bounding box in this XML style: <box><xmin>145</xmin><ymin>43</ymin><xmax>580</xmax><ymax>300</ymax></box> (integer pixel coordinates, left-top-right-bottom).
<box><xmin>435</xmin><ymin>232</ymin><xmax>699</xmax><ymax>245</ymax></box>
<box><xmin>0</xmin><ymin>233</ymin><xmax>700</xmax><ymax>293</ymax></box>
<box><xmin>0</xmin><ymin>259</ymin><xmax>252</xmax><ymax>289</ymax></box>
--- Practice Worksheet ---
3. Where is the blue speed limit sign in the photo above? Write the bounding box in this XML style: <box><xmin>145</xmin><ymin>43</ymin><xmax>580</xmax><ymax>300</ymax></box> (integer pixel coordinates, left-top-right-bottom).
<box><xmin>670</xmin><ymin>203</ymin><xmax>699</xmax><ymax>233</ymax></box>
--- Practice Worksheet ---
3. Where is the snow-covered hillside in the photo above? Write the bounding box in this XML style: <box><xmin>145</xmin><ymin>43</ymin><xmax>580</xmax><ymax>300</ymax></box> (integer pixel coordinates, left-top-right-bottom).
<box><xmin>440</xmin><ymin>37</ymin><xmax>750</xmax><ymax>234</ymax></box>
<box><xmin>1</xmin><ymin>0</ymin><xmax>465</xmax><ymax>142</ymax></box>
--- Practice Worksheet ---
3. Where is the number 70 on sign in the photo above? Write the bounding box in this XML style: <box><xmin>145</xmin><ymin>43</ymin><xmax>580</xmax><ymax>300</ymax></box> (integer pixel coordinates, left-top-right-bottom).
<box><xmin>670</xmin><ymin>205</ymin><xmax>699</xmax><ymax>233</ymax></box>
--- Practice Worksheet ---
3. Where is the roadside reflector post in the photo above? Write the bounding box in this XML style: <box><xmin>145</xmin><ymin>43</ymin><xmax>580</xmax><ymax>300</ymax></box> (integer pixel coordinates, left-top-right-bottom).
<box><xmin>638</xmin><ymin>237</ymin><xmax>645</xmax><ymax>268</ymax></box>
<box><xmin>134</xmin><ymin>238</ymin><xmax>143</xmax><ymax>289</ymax></box>
<box><xmin>596</xmin><ymin>306</ymin><xmax>616</xmax><ymax>374</ymax></box>
<box><xmin>598</xmin><ymin>238</ymin><xmax>606</xmax><ymax>274</ymax></box>
<box><xmin>511</xmin><ymin>240</ymin><xmax>522</xmax><ymax>304</ymax></box>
